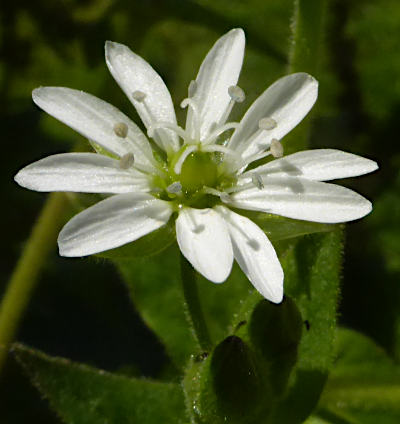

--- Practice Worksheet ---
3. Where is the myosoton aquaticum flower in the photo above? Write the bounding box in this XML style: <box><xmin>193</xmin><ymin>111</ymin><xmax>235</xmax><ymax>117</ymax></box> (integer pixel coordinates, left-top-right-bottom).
<box><xmin>15</xmin><ymin>29</ymin><xmax>378</xmax><ymax>303</ymax></box>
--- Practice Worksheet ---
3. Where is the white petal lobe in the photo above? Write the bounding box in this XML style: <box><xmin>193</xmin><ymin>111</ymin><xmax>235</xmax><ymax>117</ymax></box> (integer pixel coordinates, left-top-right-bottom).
<box><xmin>186</xmin><ymin>29</ymin><xmax>245</xmax><ymax>140</ymax></box>
<box><xmin>14</xmin><ymin>153</ymin><xmax>150</xmax><ymax>193</ymax></box>
<box><xmin>176</xmin><ymin>208</ymin><xmax>233</xmax><ymax>283</ymax></box>
<box><xmin>229</xmin><ymin>73</ymin><xmax>318</xmax><ymax>164</ymax></box>
<box><xmin>32</xmin><ymin>87</ymin><xmax>154</xmax><ymax>166</ymax></box>
<box><xmin>228</xmin><ymin>176</ymin><xmax>372</xmax><ymax>223</ymax></box>
<box><xmin>245</xmin><ymin>149</ymin><xmax>378</xmax><ymax>181</ymax></box>
<box><xmin>217</xmin><ymin>207</ymin><xmax>283</xmax><ymax>303</ymax></box>
<box><xmin>105</xmin><ymin>41</ymin><xmax>179</xmax><ymax>152</ymax></box>
<box><xmin>58</xmin><ymin>193</ymin><xmax>173</xmax><ymax>257</ymax></box>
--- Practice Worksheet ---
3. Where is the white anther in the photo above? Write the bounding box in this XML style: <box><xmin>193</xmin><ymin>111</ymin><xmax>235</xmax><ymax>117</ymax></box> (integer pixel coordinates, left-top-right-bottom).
<box><xmin>270</xmin><ymin>138</ymin><xmax>284</xmax><ymax>158</ymax></box>
<box><xmin>119</xmin><ymin>152</ymin><xmax>135</xmax><ymax>169</ymax></box>
<box><xmin>258</xmin><ymin>117</ymin><xmax>277</xmax><ymax>130</ymax></box>
<box><xmin>132</xmin><ymin>90</ymin><xmax>147</xmax><ymax>102</ymax></box>
<box><xmin>228</xmin><ymin>85</ymin><xmax>245</xmax><ymax>103</ymax></box>
<box><xmin>180</xmin><ymin>99</ymin><xmax>190</xmax><ymax>109</ymax></box>
<box><xmin>251</xmin><ymin>173</ymin><xmax>264</xmax><ymax>190</ymax></box>
<box><xmin>113</xmin><ymin>122</ymin><xmax>128</xmax><ymax>138</ymax></box>
<box><xmin>188</xmin><ymin>80</ymin><xmax>197</xmax><ymax>97</ymax></box>
<box><xmin>167</xmin><ymin>181</ymin><xmax>182</xmax><ymax>194</ymax></box>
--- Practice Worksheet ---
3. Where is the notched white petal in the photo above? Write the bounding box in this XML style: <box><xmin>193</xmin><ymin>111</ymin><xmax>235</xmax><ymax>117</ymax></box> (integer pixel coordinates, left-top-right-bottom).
<box><xmin>105</xmin><ymin>41</ymin><xmax>179</xmax><ymax>152</ymax></box>
<box><xmin>228</xmin><ymin>176</ymin><xmax>373</xmax><ymax>224</ymax></box>
<box><xmin>58</xmin><ymin>193</ymin><xmax>173</xmax><ymax>257</ymax></box>
<box><xmin>176</xmin><ymin>208</ymin><xmax>233</xmax><ymax>283</ymax></box>
<box><xmin>186</xmin><ymin>28</ymin><xmax>245</xmax><ymax>140</ymax></box>
<box><xmin>247</xmin><ymin>149</ymin><xmax>379</xmax><ymax>181</ymax></box>
<box><xmin>32</xmin><ymin>87</ymin><xmax>154</xmax><ymax>167</ymax></box>
<box><xmin>14</xmin><ymin>153</ymin><xmax>150</xmax><ymax>193</ymax></box>
<box><xmin>229</xmin><ymin>72</ymin><xmax>318</xmax><ymax>162</ymax></box>
<box><xmin>217</xmin><ymin>207</ymin><xmax>283</xmax><ymax>303</ymax></box>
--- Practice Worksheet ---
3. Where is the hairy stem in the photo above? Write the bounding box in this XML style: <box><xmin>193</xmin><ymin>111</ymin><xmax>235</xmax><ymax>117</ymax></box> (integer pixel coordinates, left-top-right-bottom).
<box><xmin>0</xmin><ymin>193</ymin><xmax>69</xmax><ymax>373</ymax></box>
<box><xmin>180</xmin><ymin>253</ymin><xmax>212</xmax><ymax>352</ymax></box>
<box><xmin>289</xmin><ymin>0</ymin><xmax>328</xmax><ymax>75</ymax></box>
<box><xmin>286</xmin><ymin>0</ymin><xmax>329</xmax><ymax>152</ymax></box>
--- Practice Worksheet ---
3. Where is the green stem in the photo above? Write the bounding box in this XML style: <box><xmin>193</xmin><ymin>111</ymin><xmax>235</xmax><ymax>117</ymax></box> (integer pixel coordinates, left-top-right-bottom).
<box><xmin>289</xmin><ymin>0</ymin><xmax>328</xmax><ymax>75</ymax></box>
<box><xmin>180</xmin><ymin>253</ymin><xmax>212</xmax><ymax>352</ymax></box>
<box><xmin>0</xmin><ymin>192</ymin><xmax>69</xmax><ymax>373</ymax></box>
<box><xmin>286</xmin><ymin>0</ymin><xmax>329</xmax><ymax>152</ymax></box>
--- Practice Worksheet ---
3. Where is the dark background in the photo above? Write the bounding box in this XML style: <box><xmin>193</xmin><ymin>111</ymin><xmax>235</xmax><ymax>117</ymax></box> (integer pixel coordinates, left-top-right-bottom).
<box><xmin>1</xmin><ymin>0</ymin><xmax>399</xmax><ymax>422</ymax></box>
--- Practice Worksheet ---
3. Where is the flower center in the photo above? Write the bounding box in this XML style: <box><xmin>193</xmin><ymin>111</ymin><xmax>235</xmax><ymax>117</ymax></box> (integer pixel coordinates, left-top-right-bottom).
<box><xmin>179</xmin><ymin>151</ymin><xmax>219</xmax><ymax>193</ymax></box>
<box><xmin>151</xmin><ymin>146</ymin><xmax>237</xmax><ymax>208</ymax></box>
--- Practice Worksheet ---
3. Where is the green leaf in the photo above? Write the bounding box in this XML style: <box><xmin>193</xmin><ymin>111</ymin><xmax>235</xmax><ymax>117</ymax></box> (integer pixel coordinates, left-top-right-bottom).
<box><xmin>317</xmin><ymin>328</ymin><xmax>400</xmax><ymax>424</ymax></box>
<box><xmin>116</xmin><ymin>244</ymin><xmax>198</xmax><ymax>368</ymax></box>
<box><xmin>13</xmin><ymin>343</ymin><xmax>186</xmax><ymax>424</ymax></box>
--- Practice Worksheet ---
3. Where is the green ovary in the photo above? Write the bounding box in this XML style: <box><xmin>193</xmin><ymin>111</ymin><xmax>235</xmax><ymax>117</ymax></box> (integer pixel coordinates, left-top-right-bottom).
<box><xmin>180</xmin><ymin>152</ymin><xmax>219</xmax><ymax>192</ymax></box>
<box><xmin>153</xmin><ymin>149</ymin><xmax>236</xmax><ymax>208</ymax></box>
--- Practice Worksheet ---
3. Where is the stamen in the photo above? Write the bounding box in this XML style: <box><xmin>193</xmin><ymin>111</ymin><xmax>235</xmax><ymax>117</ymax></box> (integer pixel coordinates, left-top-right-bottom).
<box><xmin>258</xmin><ymin>117</ymin><xmax>277</xmax><ymax>130</ymax></box>
<box><xmin>251</xmin><ymin>173</ymin><xmax>264</xmax><ymax>190</ymax></box>
<box><xmin>242</xmin><ymin>150</ymin><xmax>272</xmax><ymax>167</ymax></box>
<box><xmin>217</xmin><ymin>85</ymin><xmax>246</xmax><ymax>128</ymax></box>
<box><xmin>132</xmin><ymin>94</ymin><xmax>179</xmax><ymax>153</ymax></box>
<box><xmin>113</xmin><ymin>122</ymin><xmax>128</xmax><ymax>138</ymax></box>
<box><xmin>132</xmin><ymin>90</ymin><xmax>147</xmax><ymax>102</ymax></box>
<box><xmin>147</xmin><ymin>122</ymin><xmax>188</xmax><ymax>141</ymax></box>
<box><xmin>228</xmin><ymin>85</ymin><xmax>246</xmax><ymax>103</ymax></box>
<box><xmin>166</xmin><ymin>181</ymin><xmax>182</xmax><ymax>194</ymax></box>
<box><xmin>119</xmin><ymin>152</ymin><xmax>134</xmax><ymax>169</ymax></box>
<box><xmin>234</xmin><ymin>117</ymin><xmax>277</xmax><ymax>155</ymax></box>
<box><xmin>174</xmin><ymin>145</ymin><xmax>197</xmax><ymax>175</ymax></box>
<box><xmin>202</xmin><ymin>144</ymin><xmax>241</xmax><ymax>161</ymax></box>
<box><xmin>188</xmin><ymin>80</ymin><xmax>197</xmax><ymax>97</ymax></box>
<box><xmin>270</xmin><ymin>138</ymin><xmax>284</xmax><ymax>158</ymax></box>
<box><xmin>180</xmin><ymin>98</ymin><xmax>201</xmax><ymax>140</ymax></box>
<box><xmin>203</xmin><ymin>187</ymin><xmax>231</xmax><ymax>203</ymax></box>
<box><xmin>225</xmin><ymin>182</ymin><xmax>254</xmax><ymax>194</ymax></box>
<box><xmin>202</xmin><ymin>122</ymin><xmax>239</xmax><ymax>145</ymax></box>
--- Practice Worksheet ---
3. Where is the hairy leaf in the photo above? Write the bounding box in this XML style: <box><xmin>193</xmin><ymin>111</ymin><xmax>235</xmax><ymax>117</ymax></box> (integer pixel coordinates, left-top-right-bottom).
<box><xmin>317</xmin><ymin>328</ymin><xmax>400</xmax><ymax>424</ymax></box>
<box><xmin>14</xmin><ymin>344</ymin><xmax>186</xmax><ymax>424</ymax></box>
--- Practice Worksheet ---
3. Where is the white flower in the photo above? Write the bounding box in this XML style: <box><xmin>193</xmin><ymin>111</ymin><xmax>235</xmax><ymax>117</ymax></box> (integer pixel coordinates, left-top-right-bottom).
<box><xmin>15</xmin><ymin>29</ymin><xmax>378</xmax><ymax>303</ymax></box>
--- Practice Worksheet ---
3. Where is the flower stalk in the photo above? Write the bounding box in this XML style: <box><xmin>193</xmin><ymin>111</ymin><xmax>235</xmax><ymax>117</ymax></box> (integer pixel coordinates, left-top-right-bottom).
<box><xmin>180</xmin><ymin>253</ymin><xmax>212</xmax><ymax>352</ymax></box>
<box><xmin>0</xmin><ymin>192</ymin><xmax>69</xmax><ymax>373</ymax></box>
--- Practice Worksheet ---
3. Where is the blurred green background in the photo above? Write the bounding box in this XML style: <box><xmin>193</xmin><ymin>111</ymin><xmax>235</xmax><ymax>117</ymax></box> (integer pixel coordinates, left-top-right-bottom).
<box><xmin>1</xmin><ymin>0</ymin><xmax>399</xmax><ymax>422</ymax></box>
